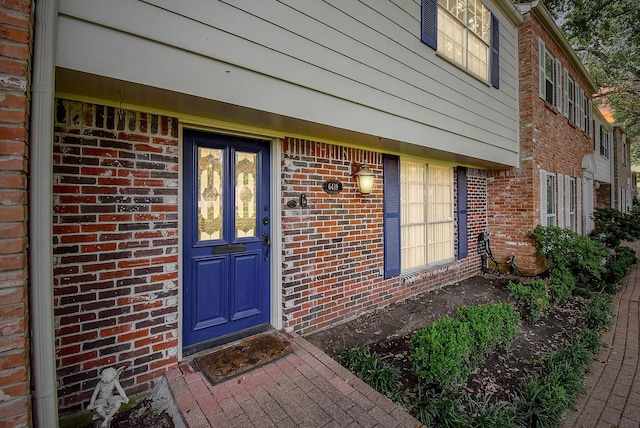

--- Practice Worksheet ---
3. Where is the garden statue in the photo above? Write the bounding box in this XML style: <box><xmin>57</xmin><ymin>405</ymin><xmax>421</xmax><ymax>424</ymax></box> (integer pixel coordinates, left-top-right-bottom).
<box><xmin>87</xmin><ymin>366</ymin><xmax>129</xmax><ymax>428</ymax></box>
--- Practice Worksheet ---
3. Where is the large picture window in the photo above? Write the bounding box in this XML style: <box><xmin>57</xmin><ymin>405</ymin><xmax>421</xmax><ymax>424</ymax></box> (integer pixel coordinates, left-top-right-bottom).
<box><xmin>437</xmin><ymin>0</ymin><xmax>491</xmax><ymax>81</ymax></box>
<box><xmin>400</xmin><ymin>161</ymin><xmax>453</xmax><ymax>270</ymax></box>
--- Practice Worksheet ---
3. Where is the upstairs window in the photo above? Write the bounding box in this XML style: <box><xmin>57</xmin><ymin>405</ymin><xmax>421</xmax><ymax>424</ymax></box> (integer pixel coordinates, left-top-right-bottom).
<box><xmin>600</xmin><ymin>126</ymin><xmax>610</xmax><ymax>159</ymax></box>
<box><xmin>422</xmin><ymin>0</ymin><xmax>500</xmax><ymax>87</ymax></box>
<box><xmin>538</xmin><ymin>39</ymin><xmax>561</xmax><ymax>109</ymax></box>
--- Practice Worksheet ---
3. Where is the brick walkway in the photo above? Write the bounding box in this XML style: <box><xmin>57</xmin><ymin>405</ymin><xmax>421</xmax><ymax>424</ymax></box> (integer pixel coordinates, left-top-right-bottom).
<box><xmin>165</xmin><ymin>331</ymin><xmax>421</xmax><ymax>428</ymax></box>
<box><xmin>564</xmin><ymin>241</ymin><xmax>640</xmax><ymax>428</ymax></box>
<box><xmin>167</xmin><ymin>242</ymin><xmax>640</xmax><ymax>428</ymax></box>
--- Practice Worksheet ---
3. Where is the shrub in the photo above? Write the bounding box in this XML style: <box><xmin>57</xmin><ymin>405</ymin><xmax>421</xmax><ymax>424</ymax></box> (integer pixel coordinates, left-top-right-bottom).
<box><xmin>456</xmin><ymin>302</ymin><xmax>519</xmax><ymax>365</ymax></box>
<box><xmin>603</xmin><ymin>245</ymin><xmax>637</xmax><ymax>289</ymax></box>
<box><xmin>528</xmin><ymin>226</ymin><xmax>608</xmax><ymax>290</ymax></box>
<box><xmin>508</xmin><ymin>279</ymin><xmax>550</xmax><ymax>321</ymax></box>
<box><xmin>412</xmin><ymin>303</ymin><xmax>520</xmax><ymax>388</ymax></box>
<box><xmin>591</xmin><ymin>206</ymin><xmax>640</xmax><ymax>248</ymax></box>
<box><xmin>586</xmin><ymin>295</ymin><xmax>614</xmax><ymax>330</ymax></box>
<box><xmin>548</xmin><ymin>265</ymin><xmax>575</xmax><ymax>305</ymax></box>
<box><xmin>414</xmin><ymin>390</ymin><xmax>470</xmax><ymax>428</ymax></box>
<box><xmin>339</xmin><ymin>346</ymin><xmax>402</xmax><ymax>398</ymax></box>
<box><xmin>411</xmin><ymin>316</ymin><xmax>473</xmax><ymax>388</ymax></box>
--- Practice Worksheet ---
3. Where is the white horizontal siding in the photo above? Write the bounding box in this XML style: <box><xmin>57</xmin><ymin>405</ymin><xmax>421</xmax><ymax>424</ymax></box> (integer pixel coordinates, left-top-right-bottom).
<box><xmin>57</xmin><ymin>0</ymin><xmax>520</xmax><ymax>165</ymax></box>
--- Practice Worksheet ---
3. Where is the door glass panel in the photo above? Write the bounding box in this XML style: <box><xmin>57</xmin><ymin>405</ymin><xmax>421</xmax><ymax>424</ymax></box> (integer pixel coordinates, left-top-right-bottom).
<box><xmin>236</xmin><ymin>152</ymin><xmax>257</xmax><ymax>238</ymax></box>
<box><xmin>198</xmin><ymin>148</ymin><xmax>223</xmax><ymax>241</ymax></box>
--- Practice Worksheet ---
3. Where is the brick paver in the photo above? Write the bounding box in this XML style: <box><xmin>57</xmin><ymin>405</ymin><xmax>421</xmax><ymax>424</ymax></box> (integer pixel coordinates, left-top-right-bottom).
<box><xmin>166</xmin><ymin>332</ymin><xmax>421</xmax><ymax>427</ymax></box>
<box><xmin>565</xmin><ymin>241</ymin><xmax>640</xmax><ymax>427</ymax></box>
<box><xmin>167</xmin><ymin>243</ymin><xmax>640</xmax><ymax>427</ymax></box>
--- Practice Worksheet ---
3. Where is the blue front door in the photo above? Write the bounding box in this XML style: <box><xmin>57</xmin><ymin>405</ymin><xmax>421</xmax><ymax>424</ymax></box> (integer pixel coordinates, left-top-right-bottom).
<box><xmin>182</xmin><ymin>130</ymin><xmax>271</xmax><ymax>347</ymax></box>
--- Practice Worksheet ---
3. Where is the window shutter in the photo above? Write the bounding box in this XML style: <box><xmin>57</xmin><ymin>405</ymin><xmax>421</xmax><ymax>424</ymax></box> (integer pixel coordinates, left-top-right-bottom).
<box><xmin>383</xmin><ymin>154</ymin><xmax>401</xmax><ymax>278</ymax></box>
<box><xmin>555</xmin><ymin>58</ymin><xmax>562</xmax><ymax>109</ymax></box>
<box><xmin>540</xmin><ymin>168</ymin><xmax>547</xmax><ymax>225</ymax></box>
<box><xmin>456</xmin><ymin>167</ymin><xmax>468</xmax><ymax>259</ymax></box>
<box><xmin>577</xmin><ymin>178</ymin><xmax>582</xmax><ymax>234</ymax></box>
<box><xmin>421</xmin><ymin>0</ymin><xmax>438</xmax><ymax>50</ymax></box>
<box><xmin>588</xmin><ymin>100</ymin><xmax>593</xmax><ymax>137</ymax></box>
<box><xmin>538</xmin><ymin>38</ymin><xmax>546</xmax><ymax>100</ymax></box>
<box><xmin>557</xmin><ymin>173</ymin><xmax>565</xmax><ymax>228</ymax></box>
<box><xmin>565</xmin><ymin>175</ymin><xmax>571</xmax><ymax>228</ymax></box>
<box><xmin>490</xmin><ymin>14</ymin><xmax>500</xmax><ymax>88</ymax></box>
<box><xmin>563</xmin><ymin>68</ymin><xmax>569</xmax><ymax>117</ymax></box>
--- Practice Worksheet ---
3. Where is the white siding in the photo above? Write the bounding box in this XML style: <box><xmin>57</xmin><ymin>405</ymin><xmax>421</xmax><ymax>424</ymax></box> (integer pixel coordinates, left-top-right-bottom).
<box><xmin>593</xmin><ymin>112</ymin><xmax>612</xmax><ymax>184</ymax></box>
<box><xmin>56</xmin><ymin>0</ymin><xmax>521</xmax><ymax>167</ymax></box>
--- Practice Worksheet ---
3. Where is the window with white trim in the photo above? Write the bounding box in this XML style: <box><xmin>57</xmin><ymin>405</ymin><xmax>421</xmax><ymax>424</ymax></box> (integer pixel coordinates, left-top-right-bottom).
<box><xmin>400</xmin><ymin>161</ymin><xmax>453</xmax><ymax>270</ymax></box>
<box><xmin>623</xmin><ymin>136</ymin><xmax>628</xmax><ymax>165</ymax></box>
<box><xmin>568</xmin><ymin>177</ymin><xmax>576</xmax><ymax>231</ymax></box>
<box><xmin>538</xmin><ymin>39</ymin><xmax>560</xmax><ymax>108</ymax></box>
<box><xmin>545</xmin><ymin>173</ymin><xmax>556</xmax><ymax>226</ymax></box>
<box><xmin>437</xmin><ymin>0</ymin><xmax>491</xmax><ymax>81</ymax></box>
<box><xmin>567</xmin><ymin>76</ymin><xmax>575</xmax><ymax>123</ymax></box>
<box><xmin>599</xmin><ymin>126</ymin><xmax>610</xmax><ymax>159</ymax></box>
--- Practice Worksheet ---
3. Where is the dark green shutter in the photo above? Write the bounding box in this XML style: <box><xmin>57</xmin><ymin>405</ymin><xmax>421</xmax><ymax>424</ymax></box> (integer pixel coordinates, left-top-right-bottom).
<box><xmin>383</xmin><ymin>155</ymin><xmax>401</xmax><ymax>278</ymax></box>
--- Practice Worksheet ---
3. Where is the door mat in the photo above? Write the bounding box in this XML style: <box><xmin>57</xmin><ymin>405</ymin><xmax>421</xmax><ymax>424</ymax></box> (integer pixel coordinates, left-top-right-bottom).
<box><xmin>196</xmin><ymin>333</ymin><xmax>291</xmax><ymax>385</ymax></box>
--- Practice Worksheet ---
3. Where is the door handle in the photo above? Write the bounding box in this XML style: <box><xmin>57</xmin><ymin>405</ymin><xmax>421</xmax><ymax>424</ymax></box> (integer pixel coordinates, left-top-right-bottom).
<box><xmin>262</xmin><ymin>232</ymin><xmax>271</xmax><ymax>262</ymax></box>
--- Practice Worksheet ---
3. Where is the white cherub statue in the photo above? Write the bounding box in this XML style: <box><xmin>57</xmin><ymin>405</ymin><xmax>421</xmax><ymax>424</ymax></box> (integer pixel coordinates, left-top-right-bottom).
<box><xmin>87</xmin><ymin>367</ymin><xmax>129</xmax><ymax>428</ymax></box>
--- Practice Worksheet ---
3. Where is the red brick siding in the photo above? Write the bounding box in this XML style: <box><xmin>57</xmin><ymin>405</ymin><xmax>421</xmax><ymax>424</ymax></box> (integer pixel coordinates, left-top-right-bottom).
<box><xmin>0</xmin><ymin>0</ymin><xmax>32</xmax><ymax>426</ymax></box>
<box><xmin>281</xmin><ymin>138</ymin><xmax>485</xmax><ymax>335</ymax></box>
<box><xmin>488</xmin><ymin>13</ymin><xmax>594</xmax><ymax>275</ymax></box>
<box><xmin>53</xmin><ymin>99</ymin><xmax>179</xmax><ymax>415</ymax></box>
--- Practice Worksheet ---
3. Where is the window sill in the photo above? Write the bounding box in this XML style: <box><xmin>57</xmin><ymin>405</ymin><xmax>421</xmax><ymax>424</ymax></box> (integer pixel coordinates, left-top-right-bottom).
<box><xmin>436</xmin><ymin>52</ymin><xmax>491</xmax><ymax>88</ymax></box>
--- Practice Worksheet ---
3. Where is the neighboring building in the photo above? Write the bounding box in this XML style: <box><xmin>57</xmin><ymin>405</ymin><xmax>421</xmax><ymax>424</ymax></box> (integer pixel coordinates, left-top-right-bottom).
<box><xmin>1</xmin><ymin>0</ymin><xmax>525</xmax><ymax>423</ymax></box>
<box><xmin>593</xmin><ymin>107</ymin><xmax>614</xmax><ymax>208</ymax></box>
<box><xmin>487</xmin><ymin>0</ymin><xmax>598</xmax><ymax>275</ymax></box>
<box><xmin>612</xmin><ymin>125</ymin><xmax>634</xmax><ymax>211</ymax></box>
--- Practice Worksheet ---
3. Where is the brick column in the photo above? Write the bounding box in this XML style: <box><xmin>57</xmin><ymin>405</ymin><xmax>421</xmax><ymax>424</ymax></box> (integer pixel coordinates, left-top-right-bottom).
<box><xmin>0</xmin><ymin>1</ymin><xmax>34</xmax><ymax>427</ymax></box>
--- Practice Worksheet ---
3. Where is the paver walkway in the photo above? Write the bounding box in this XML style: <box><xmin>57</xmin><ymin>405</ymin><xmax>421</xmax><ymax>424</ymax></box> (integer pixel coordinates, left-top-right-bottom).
<box><xmin>167</xmin><ymin>242</ymin><xmax>640</xmax><ymax>428</ymax></box>
<box><xmin>165</xmin><ymin>331</ymin><xmax>421</xmax><ymax>428</ymax></box>
<box><xmin>564</xmin><ymin>241</ymin><xmax>640</xmax><ymax>428</ymax></box>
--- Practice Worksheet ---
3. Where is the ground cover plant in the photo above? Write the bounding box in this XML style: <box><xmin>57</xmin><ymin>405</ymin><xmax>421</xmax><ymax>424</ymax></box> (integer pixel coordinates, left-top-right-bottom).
<box><xmin>308</xmin><ymin>219</ymin><xmax>638</xmax><ymax>427</ymax></box>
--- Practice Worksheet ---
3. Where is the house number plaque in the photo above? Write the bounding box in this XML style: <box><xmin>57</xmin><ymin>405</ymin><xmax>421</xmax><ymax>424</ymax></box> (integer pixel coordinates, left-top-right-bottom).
<box><xmin>322</xmin><ymin>179</ymin><xmax>343</xmax><ymax>195</ymax></box>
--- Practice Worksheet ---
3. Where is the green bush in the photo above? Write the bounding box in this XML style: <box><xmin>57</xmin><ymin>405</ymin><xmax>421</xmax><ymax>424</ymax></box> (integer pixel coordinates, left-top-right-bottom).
<box><xmin>528</xmin><ymin>226</ymin><xmax>608</xmax><ymax>290</ymax></box>
<box><xmin>603</xmin><ymin>245</ymin><xmax>637</xmax><ymax>289</ymax></box>
<box><xmin>411</xmin><ymin>316</ymin><xmax>473</xmax><ymax>387</ymax></box>
<box><xmin>586</xmin><ymin>294</ymin><xmax>614</xmax><ymax>330</ymax></box>
<box><xmin>411</xmin><ymin>303</ymin><xmax>520</xmax><ymax>388</ymax></box>
<box><xmin>591</xmin><ymin>206</ymin><xmax>640</xmax><ymax>248</ymax></box>
<box><xmin>456</xmin><ymin>302</ymin><xmax>519</xmax><ymax>365</ymax></box>
<box><xmin>339</xmin><ymin>346</ymin><xmax>402</xmax><ymax>398</ymax></box>
<box><xmin>548</xmin><ymin>265</ymin><xmax>575</xmax><ymax>305</ymax></box>
<box><xmin>508</xmin><ymin>279</ymin><xmax>550</xmax><ymax>321</ymax></box>
<box><xmin>414</xmin><ymin>390</ymin><xmax>470</xmax><ymax>428</ymax></box>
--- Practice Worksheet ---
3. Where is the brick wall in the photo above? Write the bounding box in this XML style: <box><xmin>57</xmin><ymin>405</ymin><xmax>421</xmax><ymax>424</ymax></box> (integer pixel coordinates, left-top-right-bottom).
<box><xmin>488</xmin><ymin>13</ymin><xmax>595</xmax><ymax>275</ymax></box>
<box><xmin>281</xmin><ymin>138</ymin><xmax>485</xmax><ymax>334</ymax></box>
<box><xmin>0</xmin><ymin>1</ymin><xmax>33</xmax><ymax>426</ymax></box>
<box><xmin>595</xmin><ymin>183</ymin><xmax>611</xmax><ymax>209</ymax></box>
<box><xmin>613</xmin><ymin>126</ymin><xmax>632</xmax><ymax>210</ymax></box>
<box><xmin>53</xmin><ymin>99</ymin><xmax>180</xmax><ymax>415</ymax></box>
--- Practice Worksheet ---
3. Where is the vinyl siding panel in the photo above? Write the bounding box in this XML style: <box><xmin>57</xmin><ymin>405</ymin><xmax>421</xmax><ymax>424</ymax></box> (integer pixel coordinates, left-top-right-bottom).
<box><xmin>57</xmin><ymin>0</ymin><xmax>520</xmax><ymax>166</ymax></box>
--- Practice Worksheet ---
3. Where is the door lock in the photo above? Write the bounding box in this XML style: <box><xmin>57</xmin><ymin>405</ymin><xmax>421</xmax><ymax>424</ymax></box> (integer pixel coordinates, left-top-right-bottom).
<box><xmin>262</xmin><ymin>232</ymin><xmax>271</xmax><ymax>262</ymax></box>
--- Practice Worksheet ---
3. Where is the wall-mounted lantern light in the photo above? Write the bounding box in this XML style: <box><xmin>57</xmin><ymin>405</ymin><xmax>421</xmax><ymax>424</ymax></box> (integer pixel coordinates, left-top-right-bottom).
<box><xmin>352</xmin><ymin>163</ymin><xmax>375</xmax><ymax>195</ymax></box>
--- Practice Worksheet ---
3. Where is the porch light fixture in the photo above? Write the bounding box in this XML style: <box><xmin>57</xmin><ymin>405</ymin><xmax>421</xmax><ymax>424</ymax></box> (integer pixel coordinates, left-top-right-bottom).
<box><xmin>352</xmin><ymin>163</ymin><xmax>375</xmax><ymax>195</ymax></box>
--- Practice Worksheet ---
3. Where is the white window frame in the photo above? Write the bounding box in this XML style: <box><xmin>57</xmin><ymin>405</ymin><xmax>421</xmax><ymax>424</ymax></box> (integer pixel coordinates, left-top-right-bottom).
<box><xmin>538</xmin><ymin>39</ymin><xmax>561</xmax><ymax>109</ymax></box>
<box><xmin>540</xmin><ymin>169</ymin><xmax>557</xmax><ymax>227</ymax></box>
<box><xmin>623</xmin><ymin>136</ymin><xmax>628</xmax><ymax>165</ymax></box>
<box><xmin>400</xmin><ymin>160</ymin><xmax>454</xmax><ymax>271</ymax></box>
<box><xmin>567</xmin><ymin>176</ymin><xmax>576</xmax><ymax>231</ymax></box>
<box><xmin>437</xmin><ymin>0</ymin><xmax>492</xmax><ymax>81</ymax></box>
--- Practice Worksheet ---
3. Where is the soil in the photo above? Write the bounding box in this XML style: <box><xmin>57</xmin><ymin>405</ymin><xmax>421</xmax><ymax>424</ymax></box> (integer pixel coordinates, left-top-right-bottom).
<box><xmin>306</xmin><ymin>273</ymin><xmax>591</xmax><ymax>404</ymax></box>
<box><xmin>83</xmin><ymin>399</ymin><xmax>175</xmax><ymax>428</ymax></box>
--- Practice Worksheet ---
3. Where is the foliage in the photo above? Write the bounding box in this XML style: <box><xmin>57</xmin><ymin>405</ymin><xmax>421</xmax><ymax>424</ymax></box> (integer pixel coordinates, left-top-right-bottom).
<box><xmin>414</xmin><ymin>390</ymin><xmax>518</xmax><ymax>428</ymax></box>
<box><xmin>539</xmin><ymin>0</ymin><xmax>640</xmax><ymax>158</ymax></box>
<box><xmin>411</xmin><ymin>303</ymin><xmax>520</xmax><ymax>388</ymax></box>
<box><xmin>411</xmin><ymin>316</ymin><xmax>473</xmax><ymax>388</ymax></box>
<box><xmin>515</xmin><ymin>335</ymin><xmax>595</xmax><ymax>428</ymax></box>
<box><xmin>586</xmin><ymin>295</ymin><xmax>614</xmax><ymax>330</ymax></box>
<box><xmin>528</xmin><ymin>226</ymin><xmax>608</xmax><ymax>289</ymax></box>
<box><xmin>339</xmin><ymin>346</ymin><xmax>402</xmax><ymax>398</ymax></box>
<box><xmin>603</xmin><ymin>246</ymin><xmax>637</xmax><ymax>290</ymax></box>
<box><xmin>456</xmin><ymin>302</ymin><xmax>520</xmax><ymax>364</ymax></box>
<box><xmin>548</xmin><ymin>265</ymin><xmax>575</xmax><ymax>305</ymax></box>
<box><xmin>508</xmin><ymin>279</ymin><xmax>550</xmax><ymax>322</ymax></box>
<box><xmin>591</xmin><ymin>207</ymin><xmax>640</xmax><ymax>248</ymax></box>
